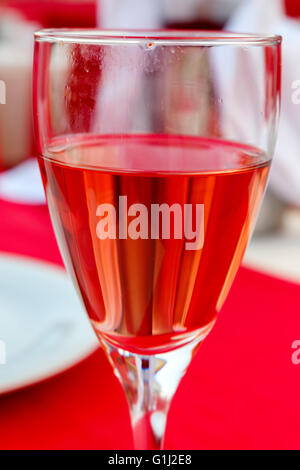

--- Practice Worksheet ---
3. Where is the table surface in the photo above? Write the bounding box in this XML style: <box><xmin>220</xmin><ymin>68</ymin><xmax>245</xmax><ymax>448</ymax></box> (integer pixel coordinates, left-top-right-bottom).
<box><xmin>0</xmin><ymin>197</ymin><xmax>300</xmax><ymax>450</ymax></box>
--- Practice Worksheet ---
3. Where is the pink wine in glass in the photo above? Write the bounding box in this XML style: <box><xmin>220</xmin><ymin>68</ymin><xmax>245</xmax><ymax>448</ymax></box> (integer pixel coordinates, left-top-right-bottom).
<box><xmin>39</xmin><ymin>135</ymin><xmax>269</xmax><ymax>354</ymax></box>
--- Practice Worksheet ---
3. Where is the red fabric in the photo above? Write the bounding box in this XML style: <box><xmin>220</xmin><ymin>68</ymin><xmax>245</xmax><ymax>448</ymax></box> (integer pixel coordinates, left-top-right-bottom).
<box><xmin>5</xmin><ymin>0</ymin><xmax>300</xmax><ymax>28</ymax></box>
<box><xmin>0</xmin><ymin>197</ymin><xmax>300</xmax><ymax>449</ymax></box>
<box><xmin>285</xmin><ymin>0</ymin><xmax>300</xmax><ymax>17</ymax></box>
<box><xmin>5</xmin><ymin>1</ymin><xmax>97</xmax><ymax>28</ymax></box>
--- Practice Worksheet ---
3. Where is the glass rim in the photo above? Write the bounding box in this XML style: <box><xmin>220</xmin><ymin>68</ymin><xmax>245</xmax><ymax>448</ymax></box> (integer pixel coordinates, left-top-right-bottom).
<box><xmin>34</xmin><ymin>28</ymin><xmax>282</xmax><ymax>46</ymax></box>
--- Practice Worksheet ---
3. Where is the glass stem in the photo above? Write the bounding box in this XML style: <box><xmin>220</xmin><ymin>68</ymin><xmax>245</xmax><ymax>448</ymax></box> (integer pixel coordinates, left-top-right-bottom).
<box><xmin>101</xmin><ymin>339</ymin><xmax>201</xmax><ymax>450</ymax></box>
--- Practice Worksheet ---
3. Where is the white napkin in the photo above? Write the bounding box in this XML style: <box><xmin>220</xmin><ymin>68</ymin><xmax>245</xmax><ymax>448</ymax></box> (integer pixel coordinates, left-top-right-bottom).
<box><xmin>98</xmin><ymin>0</ymin><xmax>242</xmax><ymax>27</ymax></box>
<box><xmin>227</xmin><ymin>0</ymin><xmax>300</xmax><ymax>207</ymax></box>
<box><xmin>0</xmin><ymin>159</ymin><xmax>45</xmax><ymax>205</ymax></box>
<box><xmin>99</xmin><ymin>0</ymin><xmax>163</xmax><ymax>28</ymax></box>
<box><xmin>163</xmin><ymin>0</ymin><xmax>242</xmax><ymax>24</ymax></box>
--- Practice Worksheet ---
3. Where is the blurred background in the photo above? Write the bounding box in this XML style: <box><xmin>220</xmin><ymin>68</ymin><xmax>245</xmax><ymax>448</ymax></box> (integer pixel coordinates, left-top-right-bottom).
<box><xmin>0</xmin><ymin>0</ymin><xmax>299</xmax><ymax>450</ymax></box>
<box><xmin>0</xmin><ymin>0</ymin><xmax>299</xmax><ymax>278</ymax></box>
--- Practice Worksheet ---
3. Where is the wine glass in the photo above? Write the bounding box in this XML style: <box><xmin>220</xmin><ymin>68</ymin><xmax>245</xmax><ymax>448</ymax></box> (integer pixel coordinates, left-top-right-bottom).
<box><xmin>33</xmin><ymin>30</ymin><xmax>281</xmax><ymax>450</ymax></box>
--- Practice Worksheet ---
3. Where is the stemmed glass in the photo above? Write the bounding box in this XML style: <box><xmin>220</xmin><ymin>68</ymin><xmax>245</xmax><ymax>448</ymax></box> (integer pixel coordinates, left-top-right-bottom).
<box><xmin>33</xmin><ymin>30</ymin><xmax>281</xmax><ymax>450</ymax></box>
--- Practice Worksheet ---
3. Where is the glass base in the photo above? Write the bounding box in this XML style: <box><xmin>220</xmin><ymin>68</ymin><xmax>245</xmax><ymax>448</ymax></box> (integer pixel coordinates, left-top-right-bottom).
<box><xmin>101</xmin><ymin>337</ymin><xmax>202</xmax><ymax>450</ymax></box>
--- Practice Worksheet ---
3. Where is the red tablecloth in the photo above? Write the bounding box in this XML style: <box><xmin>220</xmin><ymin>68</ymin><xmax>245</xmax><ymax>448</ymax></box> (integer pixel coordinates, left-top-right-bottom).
<box><xmin>0</xmin><ymin>197</ymin><xmax>300</xmax><ymax>450</ymax></box>
<box><xmin>6</xmin><ymin>0</ymin><xmax>300</xmax><ymax>28</ymax></box>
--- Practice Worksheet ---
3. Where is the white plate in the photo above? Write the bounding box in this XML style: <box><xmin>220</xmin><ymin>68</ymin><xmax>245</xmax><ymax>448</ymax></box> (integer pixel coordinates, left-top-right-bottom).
<box><xmin>0</xmin><ymin>254</ymin><xmax>99</xmax><ymax>395</ymax></box>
